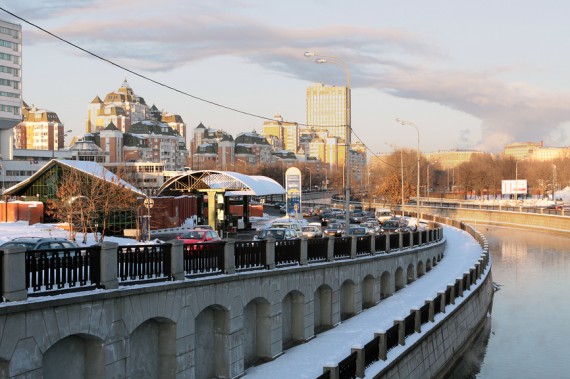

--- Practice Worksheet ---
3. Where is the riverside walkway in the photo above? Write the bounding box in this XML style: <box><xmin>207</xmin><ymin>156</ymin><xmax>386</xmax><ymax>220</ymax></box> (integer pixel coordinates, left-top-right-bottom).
<box><xmin>245</xmin><ymin>224</ymin><xmax>487</xmax><ymax>378</ymax></box>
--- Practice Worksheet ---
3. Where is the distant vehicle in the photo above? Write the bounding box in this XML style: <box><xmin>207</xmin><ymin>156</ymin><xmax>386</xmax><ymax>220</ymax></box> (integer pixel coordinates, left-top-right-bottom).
<box><xmin>360</xmin><ymin>221</ymin><xmax>379</xmax><ymax>234</ymax></box>
<box><xmin>375</xmin><ymin>209</ymin><xmax>393</xmax><ymax>223</ymax></box>
<box><xmin>303</xmin><ymin>208</ymin><xmax>315</xmax><ymax>217</ymax></box>
<box><xmin>349</xmin><ymin>212</ymin><xmax>364</xmax><ymax>224</ymax></box>
<box><xmin>380</xmin><ymin>219</ymin><xmax>409</xmax><ymax>233</ymax></box>
<box><xmin>273</xmin><ymin>202</ymin><xmax>285</xmax><ymax>209</ymax></box>
<box><xmin>324</xmin><ymin>223</ymin><xmax>344</xmax><ymax>237</ymax></box>
<box><xmin>177</xmin><ymin>230</ymin><xmax>221</xmax><ymax>244</ymax></box>
<box><xmin>347</xmin><ymin>226</ymin><xmax>367</xmax><ymax>236</ymax></box>
<box><xmin>254</xmin><ymin>228</ymin><xmax>298</xmax><ymax>241</ymax></box>
<box><xmin>0</xmin><ymin>237</ymin><xmax>79</xmax><ymax>251</ymax></box>
<box><xmin>271</xmin><ymin>222</ymin><xmax>303</xmax><ymax>237</ymax></box>
<box><xmin>301</xmin><ymin>225</ymin><xmax>323</xmax><ymax>238</ymax></box>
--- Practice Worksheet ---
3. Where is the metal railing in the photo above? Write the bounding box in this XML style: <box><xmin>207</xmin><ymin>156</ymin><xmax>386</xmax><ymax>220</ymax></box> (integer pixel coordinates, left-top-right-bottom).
<box><xmin>117</xmin><ymin>244</ymin><xmax>172</xmax><ymax>283</ymax></box>
<box><xmin>184</xmin><ymin>242</ymin><xmax>225</xmax><ymax>276</ymax></box>
<box><xmin>26</xmin><ymin>246</ymin><xmax>101</xmax><ymax>294</ymax></box>
<box><xmin>234</xmin><ymin>240</ymin><xmax>266</xmax><ymax>270</ymax></box>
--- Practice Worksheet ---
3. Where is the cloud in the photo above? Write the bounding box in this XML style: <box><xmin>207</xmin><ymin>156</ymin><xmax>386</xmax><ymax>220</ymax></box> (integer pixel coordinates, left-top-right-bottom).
<box><xmin>3</xmin><ymin>0</ymin><xmax>570</xmax><ymax>152</ymax></box>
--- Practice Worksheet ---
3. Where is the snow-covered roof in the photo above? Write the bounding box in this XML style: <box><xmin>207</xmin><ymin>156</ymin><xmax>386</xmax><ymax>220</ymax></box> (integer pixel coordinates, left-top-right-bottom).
<box><xmin>4</xmin><ymin>159</ymin><xmax>145</xmax><ymax>197</ymax></box>
<box><xmin>158</xmin><ymin>170</ymin><xmax>285</xmax><ymax>197</ymax></box>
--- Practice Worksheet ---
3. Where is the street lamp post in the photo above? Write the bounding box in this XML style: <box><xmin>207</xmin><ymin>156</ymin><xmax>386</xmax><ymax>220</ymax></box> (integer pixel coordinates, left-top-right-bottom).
<box><xmin>396</xmin><ymin>118</ymin><xmax>420</xmax><ymax>227</ymax></box>
<box><xmin>305</xmin><ymin>51</ymin><xmax>351</xmax><ymax>234</ymax></box>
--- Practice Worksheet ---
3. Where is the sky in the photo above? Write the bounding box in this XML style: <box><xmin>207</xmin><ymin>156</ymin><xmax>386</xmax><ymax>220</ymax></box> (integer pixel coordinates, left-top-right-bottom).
<box><xmin>2</xmin><ymin>1</ymin><xmax>570</xmax><ymax>155</ymax></box>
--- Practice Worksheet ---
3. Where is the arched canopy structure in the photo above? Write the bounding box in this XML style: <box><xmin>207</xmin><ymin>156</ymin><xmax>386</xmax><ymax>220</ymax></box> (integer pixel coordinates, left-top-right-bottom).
<box><xmin>157</xmin><ymin>170</ymin><xmax>285</xmax><ymax>197</ymax></box>
<box><xmin>157</xmin><ymin>170</ymin><xmax>285</xmax><ymax>232</ymax></box>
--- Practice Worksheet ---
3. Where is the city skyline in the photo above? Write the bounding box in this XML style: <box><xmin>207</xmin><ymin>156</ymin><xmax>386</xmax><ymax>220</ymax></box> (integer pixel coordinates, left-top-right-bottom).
<box><xmin>2</xmin><ymin>1</ymin><xmax>570</xmax><ymax>156</ymax></box>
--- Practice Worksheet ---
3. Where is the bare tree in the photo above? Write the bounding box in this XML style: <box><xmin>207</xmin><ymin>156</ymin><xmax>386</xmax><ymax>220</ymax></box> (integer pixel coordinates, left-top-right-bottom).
<box><xmin>47</xmin><ymin>166</ymin><xmax>138</xmax><ymax>243</ymax></box>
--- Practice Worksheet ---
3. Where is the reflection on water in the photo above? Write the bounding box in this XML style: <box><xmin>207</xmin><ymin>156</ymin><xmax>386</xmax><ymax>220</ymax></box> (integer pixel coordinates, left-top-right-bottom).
<box><xmin>451</xmin><ymin>225</ymin><xmax>570</xmax><ymax>379</ymax></box>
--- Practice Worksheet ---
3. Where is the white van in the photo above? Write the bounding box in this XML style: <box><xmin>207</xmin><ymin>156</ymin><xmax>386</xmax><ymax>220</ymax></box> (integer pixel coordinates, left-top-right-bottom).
<box><xmin>375</xmin><ymin>208</ymin><xmax>392</xmax><ymax>223</ymax></box>
<box><xmin>270</xmin><ymin>222</ymin><xmax>303</xmax><ymax>237</ymax></box>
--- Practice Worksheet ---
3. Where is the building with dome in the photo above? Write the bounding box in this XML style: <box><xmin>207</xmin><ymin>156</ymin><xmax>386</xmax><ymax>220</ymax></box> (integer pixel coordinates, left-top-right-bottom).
<box><xmin>86</xmin><ymin>79</ymin><xmax>148</xmax><ymax>134</ymax></box>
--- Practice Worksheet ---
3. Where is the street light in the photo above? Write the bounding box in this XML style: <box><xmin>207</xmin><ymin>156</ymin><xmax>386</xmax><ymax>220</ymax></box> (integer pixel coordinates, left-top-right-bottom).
<box><xmin>305</xmin><ymin>51</ymin><xmax>351</xmax><ymax>234</ymax></box>
<box><xmin>396</xmin><ymin>118</ymin><xmax>420</xmax><ymax>227</ymax></box>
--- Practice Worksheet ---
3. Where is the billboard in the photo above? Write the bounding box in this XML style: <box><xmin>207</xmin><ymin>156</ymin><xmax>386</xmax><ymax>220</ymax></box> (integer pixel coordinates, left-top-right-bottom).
<box><xmin>502</xmin><ymin>179</ymin><xmax>527</xmax><ymax>195</ymax></box>
<box><xmin>285</xmin><ymin>167</ymin><xmax>302</xmax><ymax>219</ymax></box>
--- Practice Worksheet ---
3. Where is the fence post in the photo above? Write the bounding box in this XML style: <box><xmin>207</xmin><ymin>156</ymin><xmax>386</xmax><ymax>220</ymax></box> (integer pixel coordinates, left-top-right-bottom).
<box><xmin>376</xmin><ymin>330</ymin><xmax>387</xmax><ymax>360</ymax></box>
<box><xmin>351</xmin><ymin>345</ymin><xmax>365</xmax><ymax>378</ymax></box>
<box><xmin>437</xmin><ymin>291</ymin><xmax>445</xmax><ymax>314</ymax></box>
<box><xmin>1</xmin><ymin>246</ymin><xmax>27</xmax><ymax>301</ymax></box>
<box><xmin>395</xmin><ymin>319</ymin><xmax>405</xmax><ymax>346</ymax></box>
<box><xmin>300</xmin><ymin>236</ymin><xmax>308</xmax><ymax>265</ymax></box>
<box><xmin>265</xmin><ymin>237</ymin><xmax>276</xmax><ymax>270</ymax></box>
<box><xmin>456</xmin><ymin>277</ymin><xmax>464</xmax><ymax>297</ymax></box>
<box><xmin>350</xmin><ymin>236</ymin><xmax>357</xmax><ymax>259</ymax></box>
<box><xmin>169</xmin><ymin>239</ymin><xmax>185</xmax><ymax>280</ymax></box>
<box><xmin>224</xmin><ymin>240</ymin><xmax>236</xmax><ymax>274</ymax></box>
<box><xmin>427</xmin><ymin>298</ymin><xmax>434</xmax><ymax>322</ymax></box>
<box><xmin>370</xmin><ymin>234</ymin><xmax>376</xmax><ymax>255</ymax></box>
<box><xmin>99</xmin><ymin>241</ymin><xmax>119</xmax><ymax>290</ymax></box>
<box><xmin>322</xmin><ymin>364</ymin><xmax>338</xmax><ymax>379</ymax></box>
<box><xmin>412</xmin><ymin>307</ymin><xmax>421</xmax><ymax>333</ymax></box>
<box><xmin>385</xmin><ymin>233</ymin><xmax>390</xmax><ymax>252</ymax></box>
<box><xmin>327</xmin><ymin>237</ymin><xmax>335</xmax><ymax>262</ymax></box>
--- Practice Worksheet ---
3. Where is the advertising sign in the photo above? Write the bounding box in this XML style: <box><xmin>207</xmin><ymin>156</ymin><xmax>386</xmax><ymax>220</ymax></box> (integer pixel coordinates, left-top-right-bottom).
<box><xmin>285</xmin><ymin>167</ymin><xmax>302</xmax><ymax>219</ymax></box>
<box><xmin>502</xmin><ymin>179</ymin><xmax>527</xmax><ymax>195</ymax></box>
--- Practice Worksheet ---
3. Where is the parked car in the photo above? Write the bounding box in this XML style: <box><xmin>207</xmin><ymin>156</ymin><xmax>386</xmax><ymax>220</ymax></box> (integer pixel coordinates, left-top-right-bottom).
<box><xmin>253</xmin><ymin>228</ymin><xmax>299</xmax><ymax>241</ymax></box>
<box><xmin>177</xmin><ymin>230</ymin><xmax>221</xmax><ymax>244</ymax></box>
<box><xmin>347</xmin><ymin>226</ymin><xmax>367</xmax><ymax>236</ymax></box>
<box><xmin>301</xmin><ymin>225</ymin><xmax>323</xmax><ymax>238</ymax></box>
<box><xmin>324</xmin><ymin>223</ymin><xmax>344</xmax><ymax>237</ymax></box>
<box><xmin>0</xmin><ymin>237</ymin><xmax>79</xmax><ymax>251</ymax></box>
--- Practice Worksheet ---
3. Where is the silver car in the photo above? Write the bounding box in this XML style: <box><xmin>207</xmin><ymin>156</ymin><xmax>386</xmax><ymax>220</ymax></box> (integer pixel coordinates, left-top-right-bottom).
<box><xmin>301</xmin><ymin>225</ymin><xmax>323</xmax><ymax>238</ymax></box>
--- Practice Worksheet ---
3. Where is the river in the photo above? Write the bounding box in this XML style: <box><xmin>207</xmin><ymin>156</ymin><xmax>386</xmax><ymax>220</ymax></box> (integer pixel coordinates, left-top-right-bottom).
<box><xmin>450</xmin><ymin>225</ymin><xmax>570</xmax><ymax>379</ymax></box>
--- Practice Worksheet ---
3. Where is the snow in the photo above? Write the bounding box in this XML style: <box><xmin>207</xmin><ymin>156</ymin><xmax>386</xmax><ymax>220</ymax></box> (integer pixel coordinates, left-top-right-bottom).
<box><xmin>244</xmin><ymin>224</ymin><xmax>486</xmax><ymax>378</ymax></box>
<box><xmin>0</xmin><ymin>221</ymin><xmax>139</xmax><ymax>246</ymax></box>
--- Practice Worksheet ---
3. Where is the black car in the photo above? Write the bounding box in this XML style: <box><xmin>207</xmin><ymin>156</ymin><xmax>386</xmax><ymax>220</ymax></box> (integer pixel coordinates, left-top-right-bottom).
<box><xmin>380</xmin><ymin>219</ymin><xmax>409</xmax><ymax>233</ymax></box>
<box><xmin>0</xmin><ymin>237</ymin><xmax>79</xmax><ymax>251</ymax></box>
<box><xmin>324</xmin><ymin>223</ymin><xmax>344</xmax><ymax>237</ymax></box>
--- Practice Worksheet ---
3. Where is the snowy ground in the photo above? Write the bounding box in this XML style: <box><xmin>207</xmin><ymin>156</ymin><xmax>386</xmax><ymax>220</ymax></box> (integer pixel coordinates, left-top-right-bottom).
<box><xmin>244</xmin><ymin>224</ymin><xmax>486</xmax><ymax>378</ymax></box>
<box><xmin>0</xmin><ymin>221</ymin><xmax>139</xmax><ymax>246</ymax></box>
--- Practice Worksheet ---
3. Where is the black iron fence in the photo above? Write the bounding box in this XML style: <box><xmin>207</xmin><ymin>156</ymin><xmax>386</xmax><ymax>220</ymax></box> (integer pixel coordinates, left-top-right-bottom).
<box><xmin>275</xmin><ymin>239</ymin><xmax>301</xmax><ymax>266</ymax></box>
<box><xmin>234</xmin><ymin>240</ymin><xmax>266</xmax><ymax>270</ymax></box>
<box><xmin>117</xmin><ymin>244</ymin><xmax>172</xmax><ymax>283</ymax></box>
<box><xmin>333</xmin><ymin>237</ymin><xmax>351</xmax><ymax>259</ymax></box>
<box><xmin>6</xmin><ymin>226</ymin><xmax>445</xmax><ymax>301</ymax></box>
<box><xmin>26</xmin><ymin>246</ymin><xmax>101</xmax><ymax>294</ymax></box>
<box><xmin>183</xmin><ymin>242</ymin><xmax>225</xmax><ymax>276</ymax></box>
<box><xmin>307</xmin><ymin>237</ymin><xmax>328</xmax><ymax>262</ymax></box>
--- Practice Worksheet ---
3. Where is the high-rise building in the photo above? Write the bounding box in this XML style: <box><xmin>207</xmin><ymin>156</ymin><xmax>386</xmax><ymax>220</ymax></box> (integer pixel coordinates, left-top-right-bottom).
<box><xmin>306</xmin><ymin>83</ymin><xmax>350</xmax><ymax>142</ymax></box>
<box><xmin>0</xmin><ymin>19</ymin><xmax>22</xmax><ymax>160</ymax></box>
